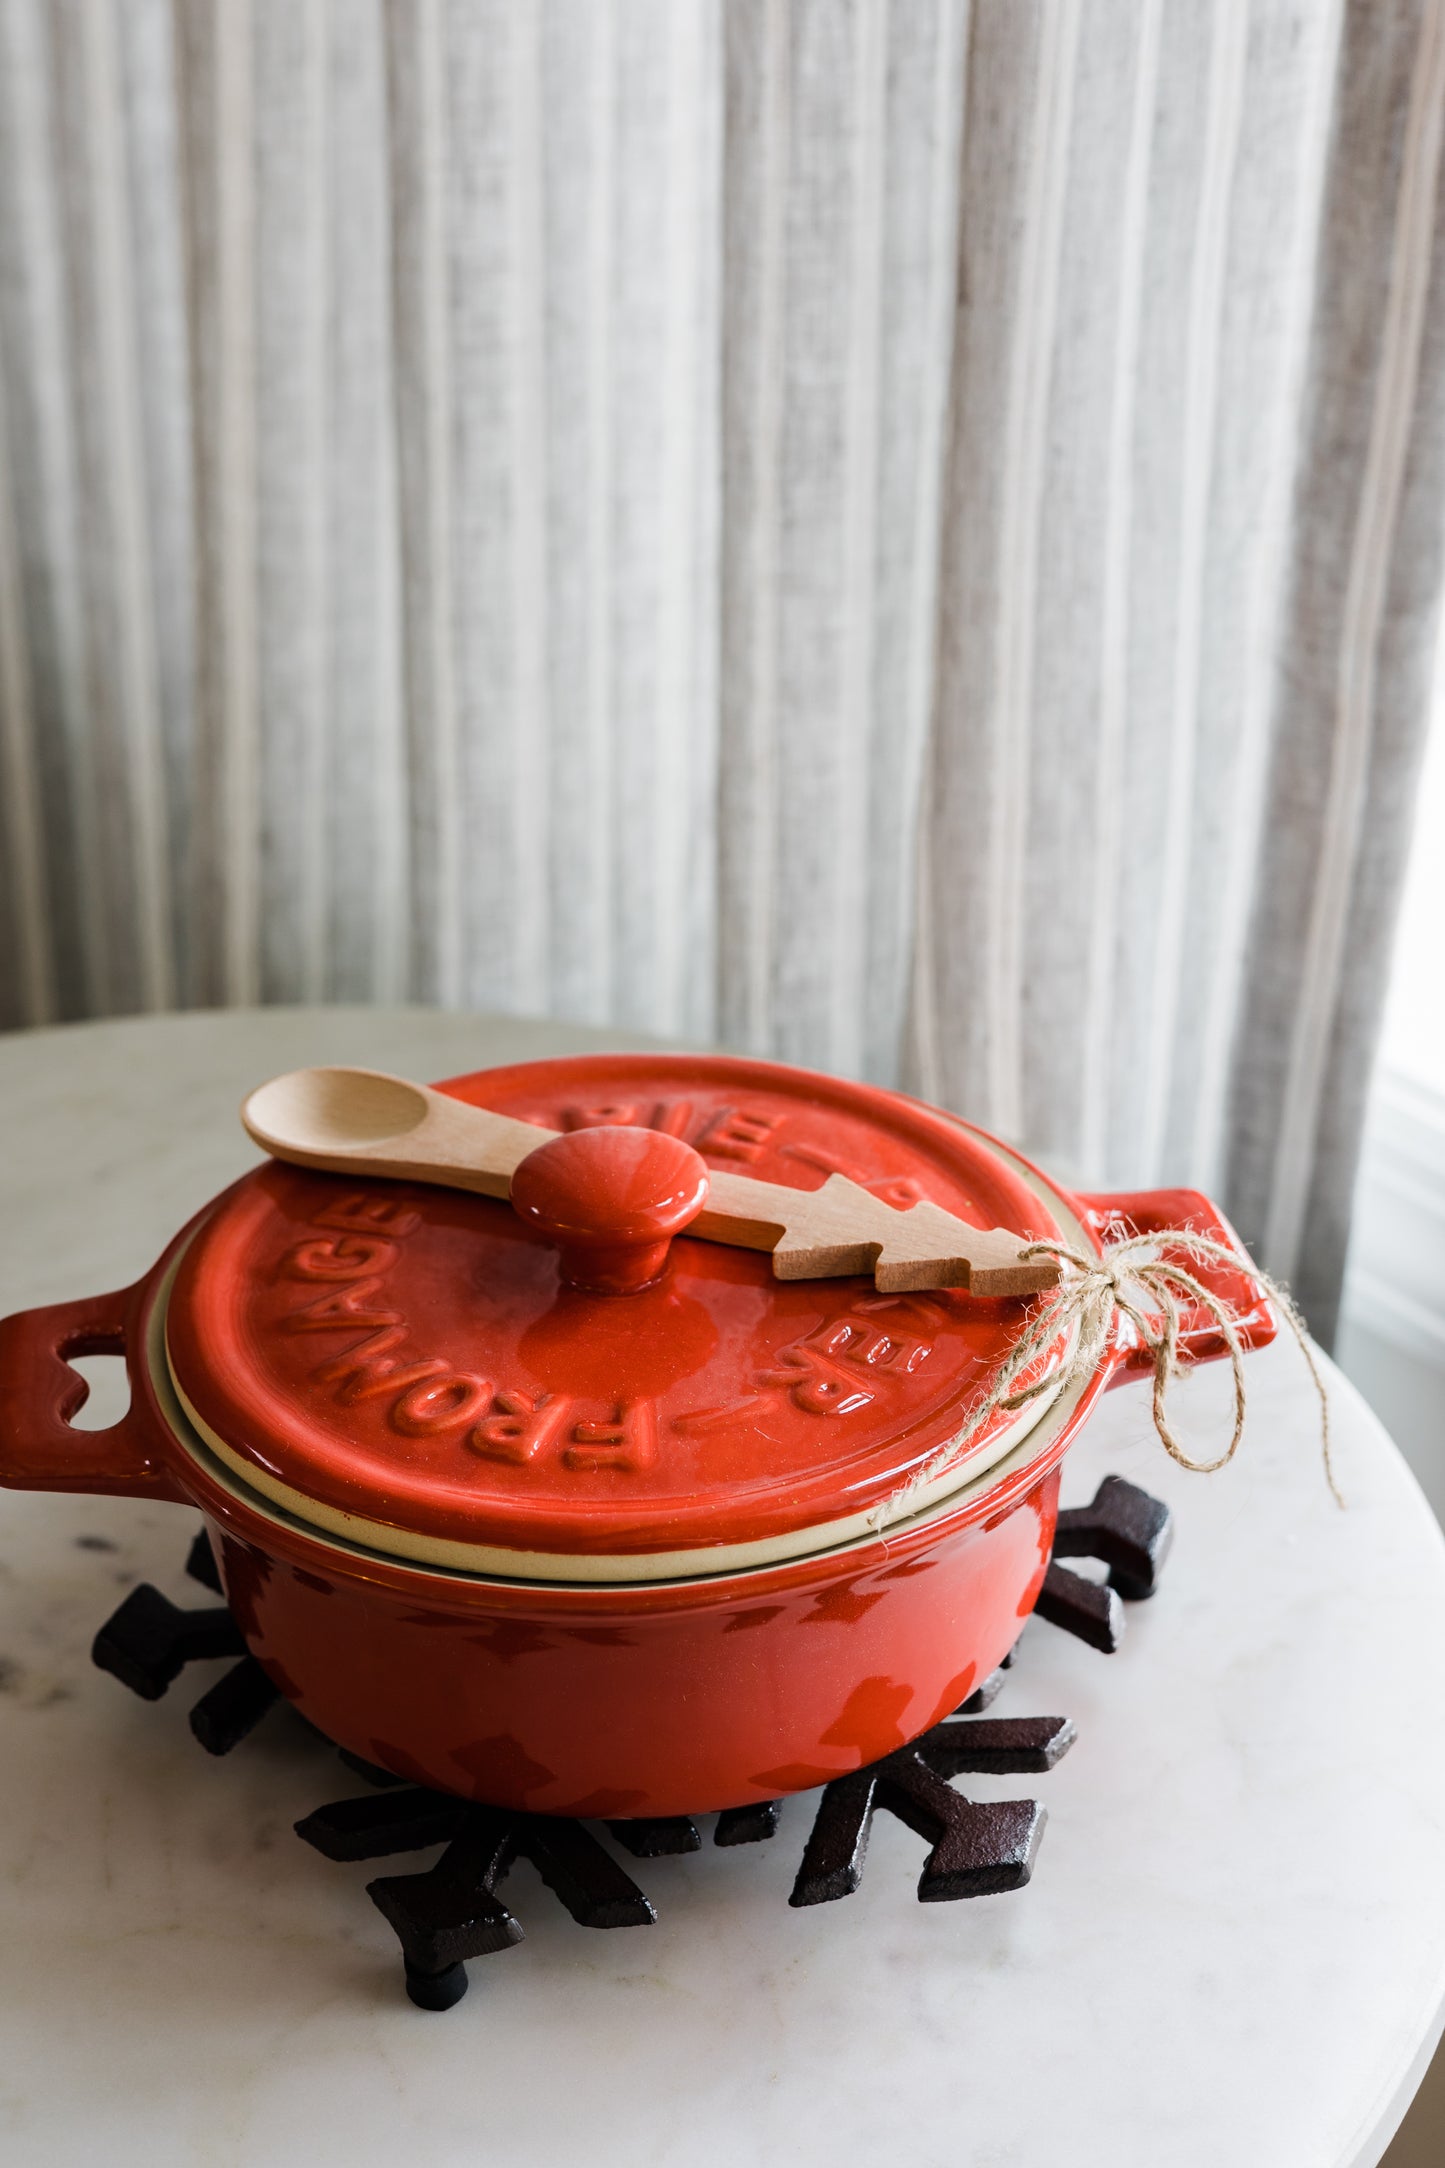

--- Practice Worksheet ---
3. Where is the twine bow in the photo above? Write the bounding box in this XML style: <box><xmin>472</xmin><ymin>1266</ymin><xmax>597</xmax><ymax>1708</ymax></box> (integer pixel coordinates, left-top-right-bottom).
<box><xmin>875</xmin><ymin>1229</ymin><xmax>1340</xmax><ymax>1527</ymax></box>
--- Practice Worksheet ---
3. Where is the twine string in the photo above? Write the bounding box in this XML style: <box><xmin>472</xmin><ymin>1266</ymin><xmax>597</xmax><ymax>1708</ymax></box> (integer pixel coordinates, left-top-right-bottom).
<box><xmin>873</xmin><ymin>1228</ymin><xmax>1340</xmax><ymax>1527</ymax></box>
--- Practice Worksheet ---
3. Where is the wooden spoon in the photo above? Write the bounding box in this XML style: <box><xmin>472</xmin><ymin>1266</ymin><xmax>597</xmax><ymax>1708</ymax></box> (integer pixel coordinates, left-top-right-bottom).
<box><xmin>241</xmin><ymin>1066</ymin><xmax>1060</xmax><ymax>1298</ymax></box>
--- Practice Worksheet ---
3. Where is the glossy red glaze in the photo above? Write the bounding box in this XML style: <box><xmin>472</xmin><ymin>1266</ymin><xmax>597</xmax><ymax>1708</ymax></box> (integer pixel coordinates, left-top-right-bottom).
<box><xmin>0</xmin><ymin>1056</ymin><xmax>1279</xmax><ymax>1816</ymax></box>
<box><xmin>162</xmin><ymin>1056</ymin><xmax>1072</xmax><ymax>1562</ymax></box>
<box><xmin>178</xmin><ymin>1337</ymin><xmax>1065</xmax><ymax>1816</ymax></box>
<box><xmin>509</xmin><ymin>1124</ymin><xmax>710</xmax><ymax>1293</ymax></box>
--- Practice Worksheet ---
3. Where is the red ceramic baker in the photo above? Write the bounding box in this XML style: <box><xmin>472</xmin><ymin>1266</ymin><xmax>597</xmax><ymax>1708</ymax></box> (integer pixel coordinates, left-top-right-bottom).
<box><xmin>0</xmin><ymin>1053</ymin><xmax>1275</xmax><ymax>1817</ymax></box>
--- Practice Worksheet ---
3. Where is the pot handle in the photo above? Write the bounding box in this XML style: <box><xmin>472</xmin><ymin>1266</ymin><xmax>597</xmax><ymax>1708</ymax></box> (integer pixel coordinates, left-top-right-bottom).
<box><xmin>1071</xmin><ymin>1188</ymin><xmax>1278</xmax><ymax>1383</ymax></box>
<box><xmin>0</xmin><ymin>1283</ymin><xmax>187</xmax><ymax>1501</ymax></box>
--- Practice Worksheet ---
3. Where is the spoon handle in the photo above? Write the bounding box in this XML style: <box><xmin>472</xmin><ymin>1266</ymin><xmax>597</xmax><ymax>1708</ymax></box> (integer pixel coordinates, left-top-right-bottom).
<box><xmin>698</xmin><ymin>1170</ymin><xmax>1057</xmax><ymax>1296</ymax></box>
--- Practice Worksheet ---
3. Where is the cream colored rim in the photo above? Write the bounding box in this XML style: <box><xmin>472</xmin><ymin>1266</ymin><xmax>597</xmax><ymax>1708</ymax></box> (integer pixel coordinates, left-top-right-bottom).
<box><xmin>153</xmin><ymin>1145</ymin><xmax>1091</xmax><ymax>1588</ymax></box>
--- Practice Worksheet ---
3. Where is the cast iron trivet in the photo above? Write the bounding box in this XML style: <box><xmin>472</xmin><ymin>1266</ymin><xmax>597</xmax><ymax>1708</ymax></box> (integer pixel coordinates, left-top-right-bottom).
<box><xmin>90</xmin><ymin>1475</ymin><xmax>1171</xmax><ymax>2011</ymax></box>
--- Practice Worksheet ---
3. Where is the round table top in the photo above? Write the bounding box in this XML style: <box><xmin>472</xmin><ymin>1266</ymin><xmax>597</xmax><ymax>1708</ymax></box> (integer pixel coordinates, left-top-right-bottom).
<box><xmin>2</xmin><ymin>1006</ymin><xmax>1444</xmax><ymax>2168</ymax></box>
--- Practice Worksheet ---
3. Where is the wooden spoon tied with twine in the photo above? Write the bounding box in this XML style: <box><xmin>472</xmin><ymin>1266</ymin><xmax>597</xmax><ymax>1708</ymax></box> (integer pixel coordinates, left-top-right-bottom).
<box><xmin>240</xmin><ymin>1065</ymin><xmax>1062</xmax><ymax>1297</ymax></box>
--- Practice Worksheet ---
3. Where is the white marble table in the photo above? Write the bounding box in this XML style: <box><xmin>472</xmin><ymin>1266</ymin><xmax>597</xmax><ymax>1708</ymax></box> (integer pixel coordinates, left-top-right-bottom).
<box><xmin>2</xmin><ymin>1006</ymin><xmax>1444</xmax><ymax>2168</ymax></box>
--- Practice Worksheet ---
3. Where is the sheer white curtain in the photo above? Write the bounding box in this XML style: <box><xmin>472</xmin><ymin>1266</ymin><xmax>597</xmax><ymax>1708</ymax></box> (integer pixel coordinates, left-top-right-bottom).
<box><xmin>1</xmin><ymin>0</ymin><xmax>1442</xmax><ymax>1341</ymax></box>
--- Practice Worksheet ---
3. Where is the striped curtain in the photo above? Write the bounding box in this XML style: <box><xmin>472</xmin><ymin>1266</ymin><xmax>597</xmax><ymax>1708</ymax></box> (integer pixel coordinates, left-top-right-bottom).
<box><xmin>1</xmin><ymin>0</ymin><xmax>1442</xmax><ymax>1342</ymax></box>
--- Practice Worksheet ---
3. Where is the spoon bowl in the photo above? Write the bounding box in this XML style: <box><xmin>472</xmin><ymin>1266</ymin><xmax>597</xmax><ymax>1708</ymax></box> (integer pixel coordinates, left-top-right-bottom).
<box><xmin>239</xmin><ymin>1066</ymin><xmax>556</xmax><ymax>1201</ymax></box>
<box><xmin>244</xmin><ymin>1067</ymin><xmax>432</xmax><ymax>1156</ymax></box>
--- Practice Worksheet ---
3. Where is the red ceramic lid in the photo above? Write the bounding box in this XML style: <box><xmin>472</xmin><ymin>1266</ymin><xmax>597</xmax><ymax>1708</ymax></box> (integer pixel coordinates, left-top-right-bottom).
<box><xmin>164</xmin><ymin>1054</ymin><xmax>1068</xmax><ymax>1570</ymax></box>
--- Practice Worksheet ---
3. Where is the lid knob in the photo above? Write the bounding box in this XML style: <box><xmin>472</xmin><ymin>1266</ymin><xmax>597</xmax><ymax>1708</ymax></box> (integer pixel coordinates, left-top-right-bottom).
<box><xmin>509</xmin><ymin>1126</ymin><xmax>710</xmax><ymax>1294</ymax></box>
